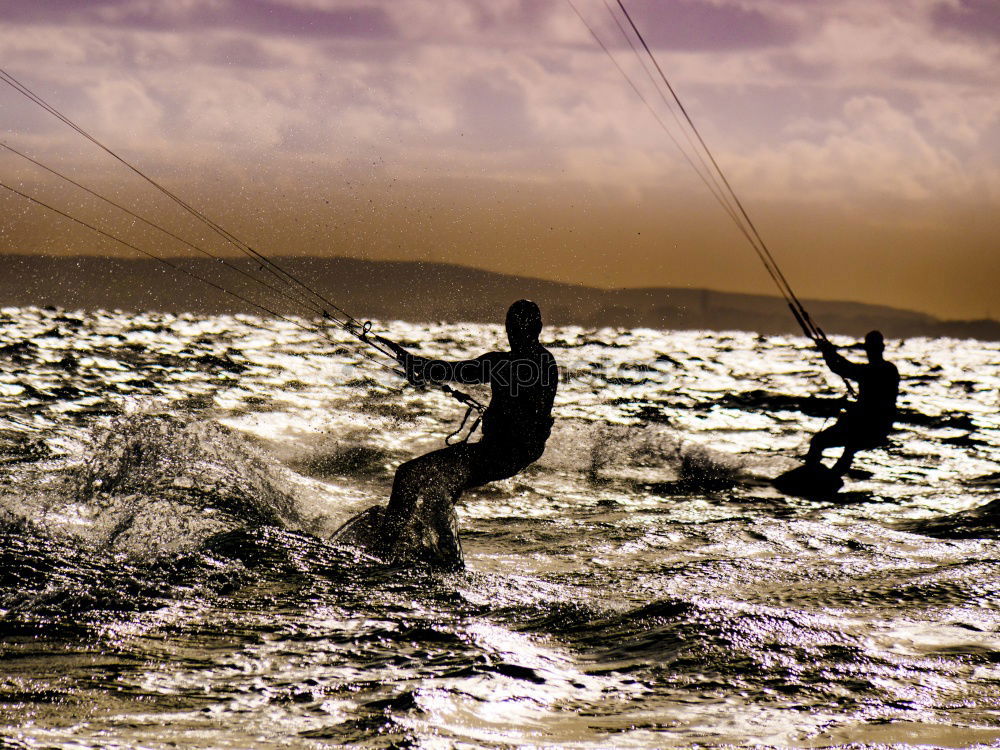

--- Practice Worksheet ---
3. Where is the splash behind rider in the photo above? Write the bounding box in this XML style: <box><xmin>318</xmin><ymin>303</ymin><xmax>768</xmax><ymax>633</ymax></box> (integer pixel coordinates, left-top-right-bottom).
<box><xmin>805</xmin><ymin>330</ymin><xmax>899</xmax><ymax>474</ymax></box>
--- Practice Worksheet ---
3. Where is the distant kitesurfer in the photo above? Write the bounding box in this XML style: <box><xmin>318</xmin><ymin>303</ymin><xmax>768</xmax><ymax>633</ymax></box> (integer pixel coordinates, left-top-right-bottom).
<box><xmin>336</xmin><ymin>300</ymin><xmax>558</xmax><ymax>568</ymax></box>
<box><xmin>804</xmin><ymin>330</ymin><xmax>899</xmax><ymax>475</ymax></box>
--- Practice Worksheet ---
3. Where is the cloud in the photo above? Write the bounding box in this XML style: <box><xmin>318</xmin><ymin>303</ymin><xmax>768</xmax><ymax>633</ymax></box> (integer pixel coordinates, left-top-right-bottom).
<box><xmin>612</xmin><ymin>0</ymin><xmax>798</xmax><ymax>51</ymax></box>
<box><xmin>731</xmin><ymin>95</ymin><xmax>986</xmax><ymax>209</ymax></box>
<box><xmin>1</xmin><ymin>1</ymin><xmax>998</xmax><ymax>228</ymax></box>
<box><xmin>453</xmin><ymin>70</ymin><xmax>535</xmax><ymax>148</ymax></box>
<box><xmin>916</xmin><ymin>92</ymin><xmax>1000</xmax><ymax>147</ymax></box>
<box><xmin>931</xmin><ymin>0</ymin><xmax>1000</xmax><ymax>42</ymax></box>
<box><xmin>3</xmin><ymin>0</ymin><xmax>397</xmax><ymax>39</ymax></box>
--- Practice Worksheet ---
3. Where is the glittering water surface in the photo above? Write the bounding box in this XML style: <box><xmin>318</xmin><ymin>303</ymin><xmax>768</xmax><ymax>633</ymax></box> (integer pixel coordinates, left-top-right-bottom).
<box><xmin>2</xmin><ymin>306</ymin><xmax>1000</xmax><ymax>749</ymax></box>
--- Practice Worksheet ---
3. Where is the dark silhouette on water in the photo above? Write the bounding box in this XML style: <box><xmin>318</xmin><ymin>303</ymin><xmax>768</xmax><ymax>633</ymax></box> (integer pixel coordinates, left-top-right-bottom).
<box><xmin>805</xmin><ymin>330</ymin><xmax>900</xmax><ymax>475</ymax></box>
<box><xmin>335</xmin><ymin>300</ymin><xmax>558</xmax><ymax>568</ymax></box>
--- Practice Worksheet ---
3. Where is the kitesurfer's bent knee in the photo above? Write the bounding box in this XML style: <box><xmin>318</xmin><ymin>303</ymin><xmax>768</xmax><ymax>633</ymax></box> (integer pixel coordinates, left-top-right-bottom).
<box><xmin>466</xmin><ymin>435</ymin><xmax>547</xmax><ymax>488</ymax></box>
<box><xmin>374</xmin><ymin>439</ymin><xmax>545</xmax><ymax>563</ymax></box>
<box><xmin>376</xmin><ymin>445</ymin><xmax>474</xmax><ymax>555</ymax></box>
<box><xmin>805</xmin><ymin>421</ymin><xmax>847</xmax><ymax>466</ymax></box>
<box><xmin>832</xmin><ymin>443</ymin><xmax>861</xmax><ymax>474</ymax></box>
<box><xmin>806</xmin><ymin>417</ymin><xmax>887</xmax><ymax>473</ymax></box>
<box><xmin>833</xmin><ymin>424</ymin><xmax>889</xmax><ymax>473</ymax></box>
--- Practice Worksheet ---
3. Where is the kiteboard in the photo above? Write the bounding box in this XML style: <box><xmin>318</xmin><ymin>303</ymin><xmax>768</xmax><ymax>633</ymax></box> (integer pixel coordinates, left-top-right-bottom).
<box><xmin>772</xmin><ymin>464</ymin><xmax>843</xmax><ymax>498</ymax></box>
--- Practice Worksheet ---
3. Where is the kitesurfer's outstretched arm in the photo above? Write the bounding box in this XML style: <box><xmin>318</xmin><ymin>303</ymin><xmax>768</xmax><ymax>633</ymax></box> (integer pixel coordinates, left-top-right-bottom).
<box><xmin>400</xmin><ymin>352</ymin><xmax>499</xmax><ymax>386</ymax></box>
<box><xmin>371</xmin><ymin>335</ymin><xmax>491</xmax><ymax>385</ymax></box>
<box><xmin>818</xmin><ymin>339</ymin><xmax>864</xmax><ymax>381</ymax></box>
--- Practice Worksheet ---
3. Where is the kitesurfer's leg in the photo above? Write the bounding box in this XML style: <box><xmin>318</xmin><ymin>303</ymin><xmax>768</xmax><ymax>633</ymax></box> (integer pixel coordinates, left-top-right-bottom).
<box><xmin>831</xmin><ymin>423</ymin><xmax>886</xmax><ymax>475</ymax></box>
<box><xmin>805</xmin><ymin>421</ymin><xmax>847</xmax><ymax>467</ymax></box>
<box><xmin>832</xmin><ymin>442</ymin><xmax>859</xmax><ymax>475</ymax></box>
<box><xmin>464</xmin><ymin>447</ymin><xmax>537</xmax><ymax>490</ymax></box>
<box><xmin>372</xmin><ymin>438</ymin><xmax>541</xmax><ymax>566</ymax></box>
<box><xmin>375</xmin><ymin>443</ymin><xmax>477</xmax><ymax>566</ymax></box>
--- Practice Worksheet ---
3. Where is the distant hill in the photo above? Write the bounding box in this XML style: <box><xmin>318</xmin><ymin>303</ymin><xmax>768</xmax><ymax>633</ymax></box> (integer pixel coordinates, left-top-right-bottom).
<box><xmin>1</xmin><ymin>254</ymin><xmax>997</xmax><ymax>341</ymax></box>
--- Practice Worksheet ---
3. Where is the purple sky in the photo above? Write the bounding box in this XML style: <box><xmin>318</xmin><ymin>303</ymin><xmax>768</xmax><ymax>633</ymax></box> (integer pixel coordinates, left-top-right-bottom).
<box><xmin>1</xmin><ymin>0</ymin><xmax>998</xmax><ymax>319</ymax></box>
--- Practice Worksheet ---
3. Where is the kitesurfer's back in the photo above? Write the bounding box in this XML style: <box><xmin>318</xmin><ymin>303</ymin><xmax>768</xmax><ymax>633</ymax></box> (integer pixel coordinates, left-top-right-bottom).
<box><xmin>452</xmin><ymin>345</ymin><xmax>558</xmax><ymax>468</ymax></box>
<box><xmin>823</xmin><ymin>337</ymin><xmax>898</xmax><ymax>435</ymax></box>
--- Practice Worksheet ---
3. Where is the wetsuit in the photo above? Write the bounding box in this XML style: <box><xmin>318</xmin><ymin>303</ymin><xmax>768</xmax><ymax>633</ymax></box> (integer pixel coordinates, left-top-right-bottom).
<box><xmin>362</xmin><ymin>344</ymin><xmax>558</xmax><ymax>567</ymax></box>
<box><xmin>806</xmin><ymin>342</ymin><xmax>899</xmax><ymax>473</ymax></box>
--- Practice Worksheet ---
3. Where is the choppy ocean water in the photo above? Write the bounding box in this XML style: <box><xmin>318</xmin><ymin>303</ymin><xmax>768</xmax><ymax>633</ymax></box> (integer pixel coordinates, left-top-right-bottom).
<box><xmin>1</xmin><ymin>305</ymin><xmax>999</xmax><ymax>749</ymax></box>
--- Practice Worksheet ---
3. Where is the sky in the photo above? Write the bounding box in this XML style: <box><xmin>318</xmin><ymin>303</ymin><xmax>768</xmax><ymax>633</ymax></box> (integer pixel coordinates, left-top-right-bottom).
<box><xmin>1</xmin><ymin>0</ymin><xmax>998</xmax><ymax>320</ymax></box>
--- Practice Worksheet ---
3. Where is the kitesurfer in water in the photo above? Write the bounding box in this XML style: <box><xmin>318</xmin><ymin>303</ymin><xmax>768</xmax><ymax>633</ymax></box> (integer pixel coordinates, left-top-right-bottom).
<box><xmin>804</xmin><ymin>330</ymin><xmax>899</xmax><ymax>474</ymax></box>
<box><xmin>337</xmin><ymin>300</ymin><xmax>557</xmax><ymax>568</ymax></box>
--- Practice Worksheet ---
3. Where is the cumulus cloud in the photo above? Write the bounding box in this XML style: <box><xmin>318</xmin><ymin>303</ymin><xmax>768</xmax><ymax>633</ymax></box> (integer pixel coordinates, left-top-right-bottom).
<box><xmin>1</xmin><ymin>0</ymin><xmax>997</xmax><ymax>317</ymax></box>
<box><xmin>931</xmin><ymin>0</ymin><xmax>1000</xmax><ymax>41</ymax></box>
<box><xmin>4</xmin><ymin>0</ymin><xmax>397</xmax><ymax>38</ymax></box>
<box><xmin>735</xmin><ymin>96</ymin><xmax>975</xmax><ymax>208</ymax></box>
<box><xmin>610</xmin><ymin>0</ymin><xmax>798</xmax><ymax>51</ymax></box>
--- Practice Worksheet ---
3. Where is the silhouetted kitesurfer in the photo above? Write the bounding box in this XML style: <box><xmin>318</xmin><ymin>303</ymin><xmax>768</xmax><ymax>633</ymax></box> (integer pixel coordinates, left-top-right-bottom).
<box><xmin>804</xmin><ymin>330</ymin><xmax>899</xmax><ymax>475</ymax></box>
<box><xmin>335</xmin><ymin>300</ymin><xmax>558</xmax><ymax>568</ymax></box>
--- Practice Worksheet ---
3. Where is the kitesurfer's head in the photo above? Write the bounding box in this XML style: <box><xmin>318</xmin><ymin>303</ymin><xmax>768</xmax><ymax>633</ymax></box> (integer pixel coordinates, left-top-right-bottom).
<box><xmin>864</xmin><ymin>330</ymin><xmax>884</xmax><ymax>361</ymax></box>
<box><xmin>506</xmin><ymin>299</ymin><xmax>542</xmax><ymax>350</ymax></box>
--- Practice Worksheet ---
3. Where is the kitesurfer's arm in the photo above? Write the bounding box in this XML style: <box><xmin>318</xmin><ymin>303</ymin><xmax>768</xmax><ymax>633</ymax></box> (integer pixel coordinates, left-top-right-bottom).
<box><xmin>372</xmin><ymin>336</ymin><xmax>426</xmax><ymax>386</ymax></box>
<box><xmin>412</xmin><ymin>354</ymin><xmax>495</xmax><ymax>385</ymax></box>
<box><xmin>394</xmin><ymin>351</ymin><xmax>497</xmax><ymax>386</ymax></box>
<box><xmin>818</xmin><ymin>339</ymin><xmax>863</xmax><ymax>381</ymax></box>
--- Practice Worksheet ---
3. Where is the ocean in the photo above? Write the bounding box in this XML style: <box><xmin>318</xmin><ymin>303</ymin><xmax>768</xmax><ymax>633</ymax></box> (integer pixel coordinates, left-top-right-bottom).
<box><xmin>1</xmin><ymin>305</ymin><xmax>999</xmax><ymax>748</ymax></box>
